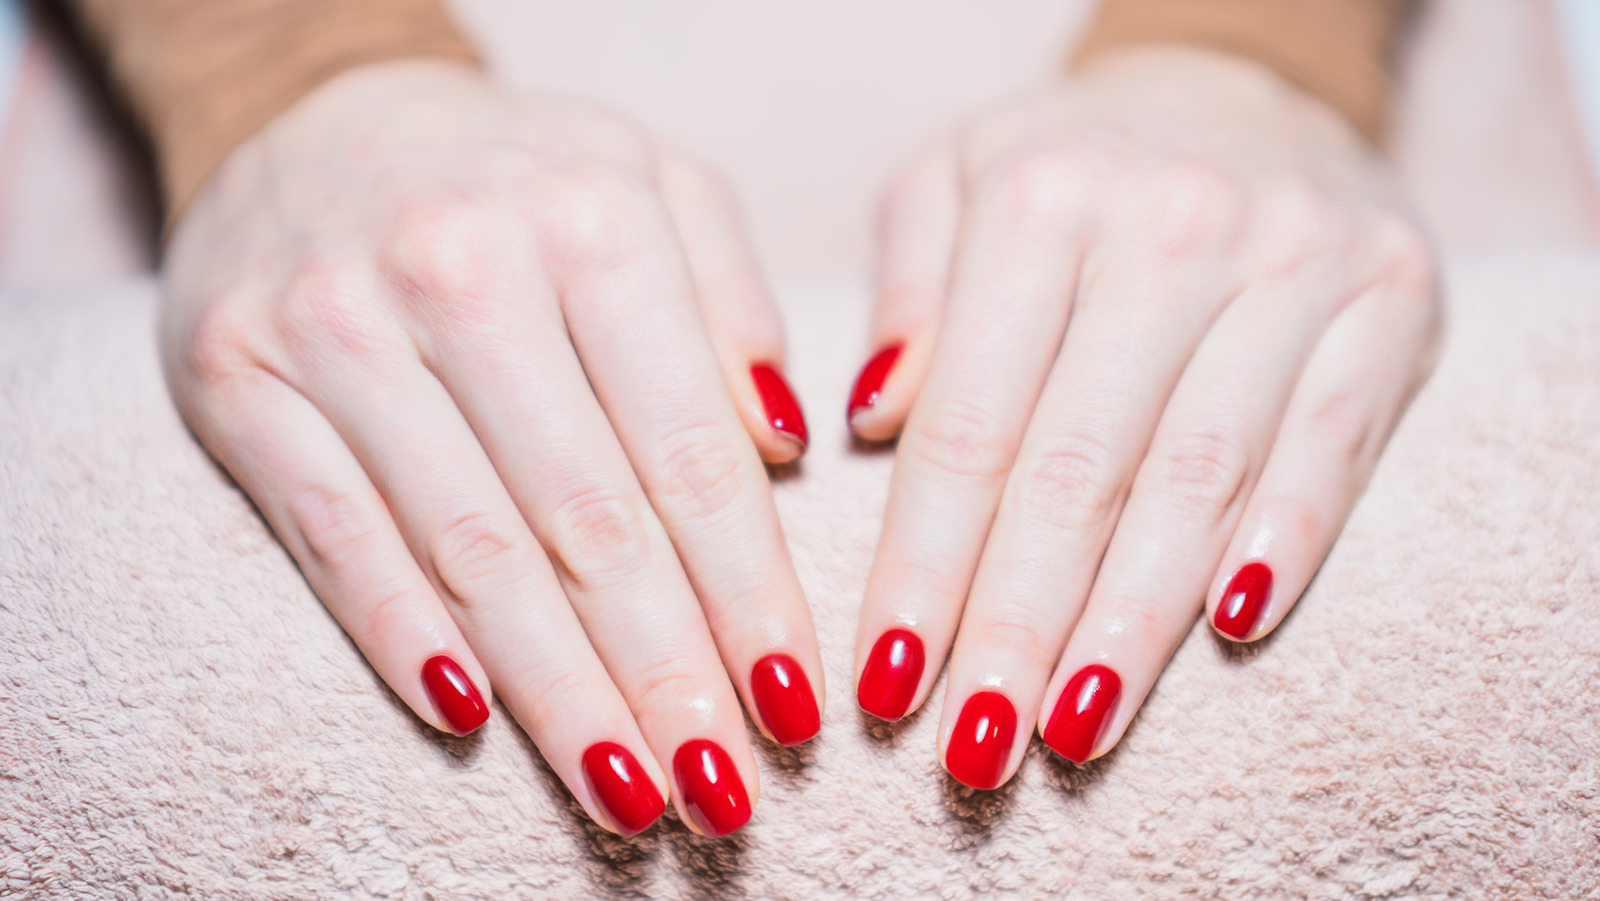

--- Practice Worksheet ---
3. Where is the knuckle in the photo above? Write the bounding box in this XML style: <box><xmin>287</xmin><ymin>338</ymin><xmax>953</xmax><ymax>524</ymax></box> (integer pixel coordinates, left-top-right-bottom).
<box><xmin>544</xmin><ymin>484</ymin><xmax>654</xmax><ymax>590</ymax></box>
<box><xmin>974</xmin><ymin>610</ymin><xmax>1058</xmax><ymax>670</ymax></box>
<box><xmin>182</xmin><ymin>301</ymin><xmax>259</xmax><ymax>385</ymax></box>
<box><xmin>1301</xmin><ymin>390</ymin><xmax>1377</xmax><ymax>468</ymax></box>
<box><xmin>534</xmin><ymin>164</ymin><xmax>654</xmax><ymax>263</ymax></box>
<box><xmin>1154</xmin><ymin>429</ymin><xmax>1252</xmax><ymax>515</ymax></box>
<box><xmin>382</xmin><ymin>203</ymin><xmax>523</xmax><ymax>326</ymax></box>
<box><xmin>1143</xmin><ymin>161</ymin><xmax>1242</xmax><ymax>257</ymax></box>
<box><xmin>287</xmin><ymin>484</ymin><xmax>384</xmax><ymax>569</ymax></box>
<box><xmin>1103</xmin><ymin>592</ymin><xmax>1169</xmax><ymax>648</ymax></box>
<box><xmin>906</xmin><ymin>399</ymin><xmax>1011</xmax><ymax>484</ymax></box>
<box><xmin>1253</xmin><ymin>180</ymin><xmax>1349</xmax><ymax>273</ymax></box>
<box><xmin>984</xmin><ymin>148</ymin><xmax>1097</xmax><ymax>230</ymax></box>
<box><xmin>652</xmin><ymin>420</ymin><xmax>750</xmax><ymax>526</ymax></box>
<box><xmin>628</xmin><ymin>651</ymin><xmax>705</xmax><ymax>714</ymax></box>
<box><xmin>1012</xmin><ymin>432</ymin><xmax>1125</xmax><ymax>534</ymax></box>
<box><xmin>276</xmin><ymin>259</ymin><xmax>389</xmax><ymax>362</ymax></box>
<box><xmin>512</xmin><ymin>665</ymin><xmax>597</xmax><ymax>737</ymax></box>
<box><xmin>428</xmin><ymin>512</ymin><xmax>533</xmax><ymax>605</ymax></box>
<box><xmin>1370</xmin><ymin>214</ymin><xmax>1439</xmax><ymax>299</ymax></box>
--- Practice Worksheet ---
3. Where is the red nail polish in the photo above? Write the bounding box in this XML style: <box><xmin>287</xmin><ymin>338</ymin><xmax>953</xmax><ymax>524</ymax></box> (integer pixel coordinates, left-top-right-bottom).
<box><xmin>1042</xmin><ymin>664</ymin><xmax>1121</xmax><ymax>764</ymax></box>
<box><xmin>421</xmin><ymin>655</ymin><xmax>489</xmax><ymax>735</ymax></box>
<box><xmin>847</xmin><ymin>345</ymin><xmax>903</xmax><ymax>423</ymax></box>
<box><xmin>673</xmin><ymin>739</ymin><xmax>752</xmax><ymax>837</ymax></box>
<box><xmin>857</xmin><ymin>628</ymin><xmax>925</xmax><ymax>721</ymax></box>
<box><xmin>751</xmin><ymin>363</ymin><xmax>809</xmax><ymax>450</ymax></box>
<box><xmin>945</xmin><ymin>691</ymin><xmax>1017</xmax><ymax>790</ymax></box>
<box><xmin>750</xmin><ymin>653</ymin><xmax>821</xmax><ymax>746</ymax></box>
<box><xmin>581</xmin><ymin>742</ymin><xmax>666</xmax><ymax>837</ymax></box>
<box><xmin>1214</xmin><ymin>561</ymin><xmax>1273</xmax><ymax>640</ymax></box>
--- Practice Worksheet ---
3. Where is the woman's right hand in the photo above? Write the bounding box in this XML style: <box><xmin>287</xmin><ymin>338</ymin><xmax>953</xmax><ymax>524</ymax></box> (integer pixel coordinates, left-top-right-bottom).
<box><xmin>160</xmin><ymin>59</ymin><xmax>822</xmax><ymax>838</ymax></box>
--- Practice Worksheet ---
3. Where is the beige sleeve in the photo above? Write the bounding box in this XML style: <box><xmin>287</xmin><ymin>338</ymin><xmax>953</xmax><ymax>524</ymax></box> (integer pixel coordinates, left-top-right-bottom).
<box><xmin>1073</xmin><ymin>0</ymin><xmax>1417</xmax><ymax>142</ymax></box>
<box><xmin>64</xmin><ymin>0</ymin><xmax>482</xmax><ymax>221</ymax></box>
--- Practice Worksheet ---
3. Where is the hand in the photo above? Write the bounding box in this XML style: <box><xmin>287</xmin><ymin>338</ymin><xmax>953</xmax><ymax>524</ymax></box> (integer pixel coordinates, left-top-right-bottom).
<box><xmin>848</xmin><ymin>47</ymin><xmax>1441</xmax><ymax>788</ymax></box>
<box><xmin>161</xmin><ymin>60</ymin><xmax>823</xmax><ymax>837</ymax></box>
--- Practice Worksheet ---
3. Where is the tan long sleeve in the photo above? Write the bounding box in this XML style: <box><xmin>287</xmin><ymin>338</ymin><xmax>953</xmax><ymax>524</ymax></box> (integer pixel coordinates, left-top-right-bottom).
<box><xmin>1074</xmin><ymin>0</ymin><xmax>1417</xmax><ymax>141</ymax></box>
<box><xmin>65</xmin><ymin>0</ymin><xmax>481</xmax><ymax>220</ymax></box>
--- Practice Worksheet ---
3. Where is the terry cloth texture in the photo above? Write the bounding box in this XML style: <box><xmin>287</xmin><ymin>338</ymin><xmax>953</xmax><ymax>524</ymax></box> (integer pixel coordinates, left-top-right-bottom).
<box><xmin>2</xmin><ymin>249</ymin><xmax>1599</xmax><ymax>899</ymax></box>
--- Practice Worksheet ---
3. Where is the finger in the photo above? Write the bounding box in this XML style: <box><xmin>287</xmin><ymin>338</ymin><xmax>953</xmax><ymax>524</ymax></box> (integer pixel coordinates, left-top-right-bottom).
<box><xmin>848</xmin><ymin>140</ymin><xmax>962</xmax><ymax>441</ymax></box>
<box><xmin>854</xmin><ymin>152</ymin><xmax>1096</xmax><ymax>727</ymax></box>
<box><xmin>1038</xmin><ymin>257</ymin><xmax>1356</xmax><ymax>766</ymax></box>
<box><xmin>656</xmin><ymin>146</ymin><xmax>808</xmax><ymax>463</ymax></box>
<box><xmin>269</xmin><ymin>261</ymin><xmax>676</xmax><ymax>838</ymax></box>
<box><xmin>1209</xmin><ymin>241</ymin><xmax>1440</xmax><ymax>641</ymax></box>
<box><xmin>521</xmin><ymin>179</ymin><xmax>825</xmax><ymax>759</ymax></box>
<box><xmin>172</xmin><ymin>360</ymin><xmax>491</xmax><ymax>738</ymax></box>
<box><xmin>933</xmin><ymin>227</ymin><xmax>1242</xmax><ymax>787</ymax></box>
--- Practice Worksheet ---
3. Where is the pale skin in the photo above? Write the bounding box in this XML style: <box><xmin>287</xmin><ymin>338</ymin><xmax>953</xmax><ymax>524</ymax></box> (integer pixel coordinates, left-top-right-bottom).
<box><xmin>162</xmin><ymin>59</ymin><xmax>821</xmax><ymax>836</ymax></box>
<box><xmin>161</xmin><ymin>44</ymin><xmax>1441</xmax><ymax>829</ymax></box>
<box><xmin>852</xmin><ymin>46</ymin><xmax>1440</xmax><ymax>785</ymax></box>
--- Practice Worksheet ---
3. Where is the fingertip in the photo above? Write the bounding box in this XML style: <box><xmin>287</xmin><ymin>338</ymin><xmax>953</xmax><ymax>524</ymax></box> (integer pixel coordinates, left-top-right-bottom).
<box><xmin>749</xmin><ymin>362</ymin><xmax>809</xmax><ymax>460</ymax></box>
<box><xmin>420</xmin><ymin>654</ymin><xmax>491</xmax><ymax>736</ymax></box>
<box><xmin>1212</xmin><ymin>561</ymin><xmax>1274</xmax><ymax>642</ymax></box>
<box><xmin>845</xmin><ymin>345</ymin><xmax>903</xmax><ymax>437</ymax></box>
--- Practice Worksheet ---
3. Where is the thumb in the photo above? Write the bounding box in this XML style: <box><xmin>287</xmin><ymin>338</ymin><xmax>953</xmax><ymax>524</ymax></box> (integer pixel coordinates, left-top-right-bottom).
<box><xmin>849</xmin><ymin>140</ymin><xmax>961</xmax><ymax>442</ymax></box>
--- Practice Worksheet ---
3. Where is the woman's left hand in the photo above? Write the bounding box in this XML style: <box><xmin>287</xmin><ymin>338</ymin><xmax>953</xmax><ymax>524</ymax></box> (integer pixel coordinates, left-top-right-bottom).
<box><xmin>847</xmin><ymin>46</ymin><xmax>1442</xmax><ymax>789</ymax></box>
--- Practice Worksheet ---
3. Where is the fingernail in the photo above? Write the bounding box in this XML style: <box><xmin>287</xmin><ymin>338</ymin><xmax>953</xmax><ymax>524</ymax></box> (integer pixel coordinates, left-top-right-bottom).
<box><xmin>751</xmin><ymin>363</ymin><xmax>809</xmax><ymax>450</ymax></box>
<box><xmin>1042</xmin><ymin>664</ymin><xmax>1121</xmax><ymax>764</ymax></box>
<box><xmin>945</xmin><ymin>691</ymin><xmax>1017</xmax><ymax>790</ymax></box>
<box><xmin>1214</xmin><ymin>561</ymin><xmax>1273</xmax><ymax>640</ymax></box>
<box><xmin>673</xmin><ymin>739</ymin><xmax>752</xmax><ymax>837</ymax></box>
<box><xmin>846</xmin><ymin>344</ymin><xmax>903</xmax><ymax>424</ymax></box>
<box><xmin>750</xmin><ymin>653</ymin><xmax>821</xmax><ymax>746</ymax></box>
<box><xmin>421</xmin><ymin>655</ymin><xmax>489</xmax><ymax>736</ymax></box>
<box><xmin>856</xmin><ymin>628</ymin><xmax>925</xmax><ymax>721</ymax></box>
<box><xmin>581</xmin><ymin>742</ymin><xmax>666</xmax><ymax>837</ymax></box>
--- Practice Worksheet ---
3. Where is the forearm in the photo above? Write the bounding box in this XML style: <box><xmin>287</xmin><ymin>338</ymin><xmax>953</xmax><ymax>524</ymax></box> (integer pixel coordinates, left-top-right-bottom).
<box><xmin>62</xmin><ymin>0</ymin><xmax>480</xmax><ymax>221</ymax></box>
<box><xmin>1074</xmin><ymin>0</ymin><xmax>1419</xmax><ymax>142</ymax></box>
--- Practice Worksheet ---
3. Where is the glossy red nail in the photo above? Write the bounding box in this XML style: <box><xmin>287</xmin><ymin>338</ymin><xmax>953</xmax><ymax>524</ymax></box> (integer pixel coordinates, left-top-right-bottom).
<box><xmin>945</xmin><ymin>691</ymin><xmax>1017</xmax><ymax>790</ymax></box>
<box><xmin>751</xmin><ymin>363</ymin><xmax>809</xmax><ymax>450</ymax></box>
<box><xmin>581</xmin><ymin>742</ymin><xmax>666</xmax><ymax>837</ymax></box>
<box><xmin>847</xmin><ymin>344</ymin><xmax>903</xmax><ymax>423</ymax></box>
<box><xmin>1214</xmin><ymin>561</ymin><xmax>1273</xmax><ymax>640</ymax></box>
<box><xmin>750</xmin><ymin>654</ymin><xmax>821</xmax><ymax>746</ymax></box>
<box><xmin>857</xmin><ymin>628</ymin><xmax>925</xmax><ymax>721</ymax></box>
<box><xmin>421</xmin><ymin>655</ymin><xmax>489</xmax><ymax>736</ymax></box>
<box><xmin>673</xmin><ymin>739</ymin><xmax>752</xmax><ymax>837</ymax></box>
<box><xmin>1043</xmin><ymin>664</ymin><xmax>1122</xmax><ymax>764</ymax></box>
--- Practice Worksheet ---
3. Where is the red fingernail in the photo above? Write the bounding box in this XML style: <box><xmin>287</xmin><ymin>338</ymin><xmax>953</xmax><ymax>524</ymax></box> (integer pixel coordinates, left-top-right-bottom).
<box><xmin>857</xmin><ymin>628</ymin><xmax>925</xmax><ymax>721</ymax></box>
<box><xmin>581</xmin><ymin>742</ymin><xmax>666</xmax><ymax>837</ymax></box>
<box><xmin>945</xmin><ymin>691</ymin><xmax>1017</xmax><ymax>790</ymax></box>
<box><xmin>847</xmin><ymin>344</ymin><xmax>903</xmax><ymax>423</ymax></box>
<box><xmin>1214</xmin><ymin>561</ymin><xmax>1273</xmax><ymax>640</ymax></box>
<box><xmin>673</xmin><ymin>739</ymin><xmax>752</xmax><ymax>837</ymax></box>
<box><xmin>750</xmin><ymin>653</ymin><xmax>821</xmax><ymax>746</ymax></box>
<box><xmin>1042</xmin><ymin>664</ymin><xmax>1121</xmax><ymax>764</ymax></box>
<box><xmin>421</xmin><ymin>655</ymin><xmax>489</xmax><ymax>735</ymax></box>
<box><xmin>751</xmin><ymin>363</ymin><xmax>809</xmax><ymax>450</ymax></box>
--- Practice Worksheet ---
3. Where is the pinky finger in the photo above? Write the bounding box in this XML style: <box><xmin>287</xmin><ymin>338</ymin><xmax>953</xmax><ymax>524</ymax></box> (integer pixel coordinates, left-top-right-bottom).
<box><xmin>1208</xmin><ymin>279</ymin><xmax>1441</xmax><ymax>642</ymax></box>
<box><xmin>185</xmin><ymin>369</ymin><xmax>493</xmax><ymax>735</ymax></box>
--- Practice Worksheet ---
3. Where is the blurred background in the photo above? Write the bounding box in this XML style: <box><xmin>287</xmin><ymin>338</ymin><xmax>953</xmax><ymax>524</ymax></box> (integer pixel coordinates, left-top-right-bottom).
<box><xmin>1</xmin><ymin>0</ymin><xmax>1598</xmax><ymax>287</ymax></box>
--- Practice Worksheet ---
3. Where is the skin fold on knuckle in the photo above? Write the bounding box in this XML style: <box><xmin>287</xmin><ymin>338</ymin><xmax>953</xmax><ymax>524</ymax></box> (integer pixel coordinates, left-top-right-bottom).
<box><xmin>650</xmin><ymin>419</ymin><xmax>753</xmax><ymax>529</ymax></box>
<box><xmin>543</xmin><ymin>482</ymin><xmax>657</xmax><ymax>593</ymax></box>
<box><xmin>905</xmin><ymin>398</ymin><xmax>1012</xmax><ymax>485</ymax></box>
<box><xmin>1010</xmin><ymin>431</ymin><xmax>1126</xmax><ymax>536</ymax></box>
<box><xmin>380</xmin><ymin>202</ymin><xmax>525</xmax><ymax>334</ymax></box>
<box><xmin>1153</xmin><ymin>429</ymin><xmax>1253</xmax><ymax>520</ymax></box>
<box><xmin>427</xmin><ymin>511</ymin><xmax>535</xmax><ymax>609</ymax></box>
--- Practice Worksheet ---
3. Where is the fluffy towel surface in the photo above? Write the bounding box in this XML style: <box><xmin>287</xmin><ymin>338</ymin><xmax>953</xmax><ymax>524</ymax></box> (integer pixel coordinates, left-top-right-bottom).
<box><xmin>3</xmin><ymin>252</ymin><xmax>1598</xmax><ymax>899</ymax></box>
